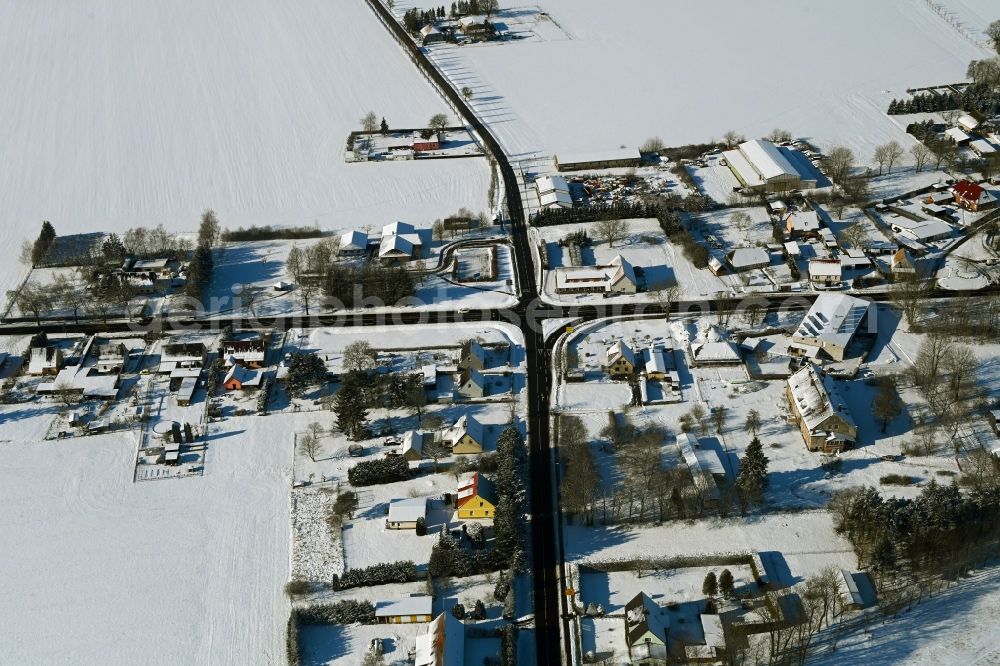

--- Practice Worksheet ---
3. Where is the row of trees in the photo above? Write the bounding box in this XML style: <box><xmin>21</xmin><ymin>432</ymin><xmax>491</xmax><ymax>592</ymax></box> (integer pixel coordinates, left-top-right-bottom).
<box><xmin>887</xmin><ymin>82</ymin><xmax>1000</xmax><ymax>116</ymax></box>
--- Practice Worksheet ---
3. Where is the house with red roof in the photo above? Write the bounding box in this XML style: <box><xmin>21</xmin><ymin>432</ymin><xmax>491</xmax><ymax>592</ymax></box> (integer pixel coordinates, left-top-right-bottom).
<box><xmin>952</xmin><ymin>180</ymin><xmax>997</xmax><ymax>212</ymax></box>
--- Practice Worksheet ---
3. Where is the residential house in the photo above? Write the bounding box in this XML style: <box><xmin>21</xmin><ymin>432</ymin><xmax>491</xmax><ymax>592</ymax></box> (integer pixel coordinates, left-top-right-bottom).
<box><xmin>642</xmin><ymin>345</ymin><xmax>671</xmax><ymax>380</ymax></box>
<box><xmin>375</xmin><ymin>595</ymin><xmax>434</xmax><ymax>624</ymax></box>
<box><xmin>223</xmin><ymin>364</ymin><xmax>263</xmax><ymax>391</ymax></box>
<box><xmin>604</xmin><ymin>341</ymin><xmax>637</xmax><ymax>378</ymax></box>
<box><xmin>970</xmin><ymin>139</ymin><xmax>997</xmax><ymax>157</ymax></box>
<box><xmin>455</xmin><ymin>367</ymin><xmax>487</xmax><ymax>399</ymax></box>
<box><xmin>401</xmin><ymin>430</ymin><xmax>426</xmax><ymax>461</ymax></box>
<box><xmin>27</xmin><ymin>346</ymin><xmax>63</xmax><ymax>376</ymax></box>
<box><xmin>891</xmin><ymin>248</ymin><xmax>922</xmax><ymax>277</ymax></box>
<box><xmin>386</xmin><ymin>497</ymin><xmax>427</xmax><ymax>530</ymax></box>
<box><xmin>790</xmin><ymin>293</ymin><xmax>876</xmax><ymax>362</ymax></box>
<box><xmin>420</xmin><ymin>24</ymin><xmax>446</xmax><ymax>45</ymax></box>
<box><xmin>555</xmin><ymin>148</ymin><xmax>641</xmax><ymax>172</ymax></box>
<box><xmin>945</xmin><ymin>127</ymin><xmax>971</xmax><ymax>144</ymax></box>
<box><xmin>952</xmin><ymin>180</ymin><xmax>997</xmax><ymax>212</ymax></box>
<box><xmin>691</xmin><ymin>327</ymin><xmax>742</xmax><ymax>366</ymax></box>
<box><xmin>458</xmin><ymin>339</ymin><xmax>487</xmax><ymax>371</ymax></box>
<box><xmin>442</xmin><ymin>414</ymin><xmax>485</xmax><ymax>455</ymax></box>
<box><xmin>785</xmin><ymin>213</ymin><xmax>821</xmax><ymax>238</ymax></box>
<box><xmin>37</xmin><ymin>365</ymin><xmax>119</xmax><ymax>400</ymax></box>
<box><xmin>456</xmin><ymin>472</ymin><xmax>496</xmax><ymax>520</ymax></box>
<box><xmin>891</xmin><ymin>218</ymin><xmax>954</xmax><ymax>244</ymax></box>
<box><xmin>553</xmin><ymin>255</ymin><xmax>638</xmax><ymax>295</ymax></box>
<box><xmin>624</xmin><ymin>592</ymin><xmax>669</xmax><ymax>665</ymax></box>
<box><xmin>220</xmin><ymin>339</ymin><xmax>266</xmax><ymax>368</ymax></box>
<box><xmin>677</xmin><ymin>433</ymin><xmax>726</xmax><ymax>504</ymax></box>
<box><xmin>159</xmin><ymin>342</ymin><xmax>207</xmax><ymax>374</ymax></box>
<box><xmin>957</xmin><ymin>114</ymin><xmax>980</xmax><ymax>133</ymax></box>
<box><xmin>808</xmin><ymin>258</ymin><xmax>842</xmax><ymax>287</ymax></box>
<box><xmin>414</xmin><ymin>612</ymin><xmax>465</xmax><ymax>666</ymax></box>
<box><xmin>412</xmin><ymin>131</ymin><xmax>441</xmax><ymax>152</ymax></box>
<box><xmin>726</xmin><ymin>247</ymin><xmax>771</xmax><ymax>273</ymax></box>
<box><xmin>339</xmin><ymin>230</ymin><xmax>369</xmax><ymax>257</ymax></box>
<box><xmin>378</xmin><ymin>221</ymin><xmax>423</xmax><ymax>263</ymax></box>
<box><xmin>786</xmin><ymin>363</ymin><xmax>858</xmax><ymax>452</ymax></box>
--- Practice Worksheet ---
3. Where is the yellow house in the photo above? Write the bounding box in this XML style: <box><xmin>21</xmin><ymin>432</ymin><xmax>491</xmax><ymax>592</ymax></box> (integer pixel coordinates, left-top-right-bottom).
<box><xmin>456</xmin><ymin>472</ymin><xmax>496</xmax><ymax>520</ymax></box>
<box><xmin>442</xmin><ymin>414</ymin><xmax>485</xmax><ymax>455</ymax></box>
<box><xmin>374</xmin><ymin>595</ymin><xmax>433</xmax><ymax>624</ymax></box>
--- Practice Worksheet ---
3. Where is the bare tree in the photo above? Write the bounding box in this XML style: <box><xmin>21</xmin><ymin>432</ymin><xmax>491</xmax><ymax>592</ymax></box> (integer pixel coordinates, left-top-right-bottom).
<box><xmin>343</xmin><ymin>340</ymin><xmax>376</xmax><ymax>372</ymax></box>
<box><xmin>361</xmin><ymin>111</ymin><xmax>378</xmax><ymax>133</ymax></box>
<box><xmin>823</xmin><ymin>146</ymin><xmax>855</xmax><ymax>189</ymax></box>
<box><xmin>987</xmin><ymin>20</ymin><xmax>1000</xmax><ymax>55</ymax></box>
<box><xmin>744</xmin><ymin>409</ymin><xmax>761</xmax><ymax>437</ymax></box>
<box><xmin>766</xmin><ymin>128</ymin><xmax>793</xmax><ymax>143</ymax></box>
<box><xmin>429</xmin><ymin>113</ymin><xmax>449</xmax><ymax>131</ymax></box>
<box><xmin>482</xmin><ymin>0</ymin><xmax>500</xmax><ymax>17</ymax></box>
<box><xmin>654</xmin><ymin>284</ymin><xmax>682</xmax><ymax>319</ymax></box>
<box><xmin>873</xmin><ymin>141</ymin><xmax>904</xmax><ymax>175</ymax></box>
<box><xmin>8</xmin><ymin>282</ymin><xmax>51</xmax><ymax>325</ymax></box>
<box><xmin>892</xmin><ymin>275</ymin><xmax>925</xmax><ymax>329</ymax></box>
<box><xmin>723</xmin><ymin>130</ymin><xmax>744</xmax><ymax>148</ymax></box>
<box><xmin>298</xmin><ymin>432</ymin><xmax>321</xmax><ymax>462</ymax></box>
<box><xmin>838</xmin><ymin>218</ymin><xmax>870</xmax><ymax>249</ymax></box>
<box><xmin>461</xmin><ymin>86</ymin><xmax>473</xmax><ymax>101</ymax></box>
<box><xmin>911</xmin><ymin>143</ymin><xmax>931</xmax><ymax>172</ymax></box>
<box><xmin>710</xmin><ymin>405</ymin><xmax>728</xmax><ymax>434</ymax></box>
<box><xmin>730</xmin><ymin>211</ymin><xmax>753</xmax><ymax>241</ymax></box>
<box><xmin>595</xmin><ymin>219</ymin><xmax>630</xmax><ymax>247</ymax></box>
<box><xmin>640</xmin><ymin>136</ymin><xmax>665</xmax><ymax>154</ymax></box>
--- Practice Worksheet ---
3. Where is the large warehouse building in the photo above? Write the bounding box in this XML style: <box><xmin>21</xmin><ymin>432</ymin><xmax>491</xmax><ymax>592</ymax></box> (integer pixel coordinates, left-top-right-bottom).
<box><xmin>724</xmin><ymin>139</ymin><xmax>816</xmax><ymax>193</ymax></box>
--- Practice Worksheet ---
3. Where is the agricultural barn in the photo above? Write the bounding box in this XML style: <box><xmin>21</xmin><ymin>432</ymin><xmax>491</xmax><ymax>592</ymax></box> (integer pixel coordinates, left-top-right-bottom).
<box><xmin>555</xmin><ymin>148</ymin><xmax>641</xmax><ymax>172</ymax></box>
<box><xmin>724</xmin><ymin>139</ymin><xmax>815</xmax><ymax>193</ymax></box>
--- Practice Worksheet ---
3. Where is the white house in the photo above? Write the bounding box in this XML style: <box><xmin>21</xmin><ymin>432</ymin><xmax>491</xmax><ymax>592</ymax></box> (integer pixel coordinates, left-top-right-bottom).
<box><xmin>340</xmin><ymin>230</ymin><xmax>369</xmax><ymax>257</ymax></box>
<box><xmin>790</xmin><ymin>293</ymin><xmax>875</xmax><ymax>361</ymax></box>
<box><xmin>386</xmin><ymin>497</ymin><xmax>427</xmax><ymax>530</ymax></box>
<box><xmin>553</xmin><ymin>255</ymin><xmax>637</xmax><ymax>295</ymax></box>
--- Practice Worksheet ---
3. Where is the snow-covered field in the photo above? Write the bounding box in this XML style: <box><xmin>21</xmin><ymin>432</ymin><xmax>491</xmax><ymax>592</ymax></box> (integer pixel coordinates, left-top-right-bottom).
<box><xmin>0</xmin><ymin>418</ymin><xmax>291</xmax><ymax>665</ymax></box>
<box><xmin>0</xmin><ymin>0</ymin><xmax>490</xmax><ymax>295</ymax></box>
<box><xmin>423</xmin><ymin>0</ymin><xmax>988</xmax><ymax>167</ymax></box>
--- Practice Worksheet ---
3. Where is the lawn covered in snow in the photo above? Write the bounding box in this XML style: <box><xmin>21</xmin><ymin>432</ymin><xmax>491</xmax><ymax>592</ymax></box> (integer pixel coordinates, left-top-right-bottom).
<box><xmin>424</xmin><ymin>0</ymin><xmax>988</xmax><ymax>165</ymax></box>
<box><xmin>0</xmin><ymin>0</ymin><xmax>490</xmax><ymax>295</ymax></box>
<box><xmin>0</xmin><ymin>417</ymin><xmax>292</xmax><ymax>665</ymax></box>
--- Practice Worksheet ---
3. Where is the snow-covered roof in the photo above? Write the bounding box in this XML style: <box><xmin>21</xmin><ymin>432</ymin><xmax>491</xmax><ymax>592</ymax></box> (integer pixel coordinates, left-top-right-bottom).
<box><xmin>379</xmin><ymin>233</ymin><xmax>414</xmax><ymax>258</ymax></box>
<box><xmin>340</xmin><ymin>229</ymin><xmax>368</xmax><ymax>251</ymax></box>
<box><xmin>375</xmin><ymin>595</ymin><xmax>432</xmax><ymax>618</ymax></box>
<box><xmin>420</xmin><ymin>24</ymin><xmax>441</xmax><ymax>37</ymax></box>
<box><xmin>415</xmin><ymin>613</ymin><xmax>464</xmax><ymax>666</ymax></box>
<box><xmin>808</xmin><ymin>259</ymin><xmax>842</xmax><ymax>278</ymax></box>
<box><xmin>643</xmin><ymin>346</ymin><xmax>668</xmax><ymax>375</ymax></box>
<box><xmin>677</xmin><ymin>433</ymin><xmax>726</xmax><ymax>477</ymax></box>
<box><xmin>895</xmin><ymin>219</ymin><xmax>953</xmax><ymax>242</ymax></box>
<box><xmin>793</xmin><ymin>293</ymin><xmax>874</xmax><ymax>353</ymax></box>
<box><xmin>784</xmin><ymin>241</ymin><xmax>801</xmax><ymax>256</ymax></box>
<box><xmin>957</xmin><ymin>114</ymin><xmax>979</xmax><ymax>131</ymax></box>
<box><xmin>701</xmin><ymin>614</ymin><xmax>726</xmax><ymax>649</ymax></box>
<box><xmin>456</xmin><ymin>471</ymin><xmax>495</xmax><ymax>507</ymax></box>
<box><xmin>556</xmin><ymin>147</ymin><xmax>641</xmax><ymax>167</ymax></box>
<box><xmin>738</xmin><ymin>139</ymin><xmax>800</xmax><ymax>181</ymax></box>
<box><xmin>970</xmin><ymin>139</ymin><xmax>997</xmax><ymax>155</ymax></box>
<box><xmin>838</xmin><ymin>570</ymin><xmax>864</xmax><ymax>606</ymax></box>
<box><xmin>387</xmin><ymin>497</ymin><xmax>427</xmax><ymax>524</ymax></box>
<box><xmin>382</xmin><ymin>221</ymin><xmax>415</xmax><ymax>237</ymax></box>
<box><xmin>945</xmin><ymin>127</ymin><xmax>971</xmax><ymax>143</ymax></box>
<box><xmin>553</xmin><ymin>255</ymin><xmax>636</xmax><ymax>292</ymax></box>
<box><xmin>605</xmin><ymin>340</ymin><xmax>636</xmax><ymax>368</ymax></box>
<box><xmin>535</xmin><ymin>175</ymin><xmax>570</xmax><ymax>196</ymax></box>
<box><xmin>224</xmin><ymin>364</ymin><xmax>262</xmax><ymax>387</ymax></box>
<box><xmin>539</xmin><ymin>189</ymin><xmax>573</xmax><ymax>209</ymax></box>
<box><xmin>727</xmin><ymin>247</ymin><xmax>770</xmax><ymax>270</ymax></box>
<box><xmin>38</xmin><ymin>365</ymin><xmax>118</xmax><ymax>399</ymax></box>
<box><xmin>624</xmin><ymin>592</ymin><xmax>668</xmax><ymax>647</ymax></box>
<box><xmin>787</xmin><ymin>364</ymin><xmax>856</xmax><ymax>435</ymax></box>
<box><xmin>443</xmin><ymin>413</ymin><xmax>484</xmax><ymax>446</ymax></box>
<box><xmin>401</xmin><ymin>430</ymin><xmax>424</xmax><ymax>457</ymax></box>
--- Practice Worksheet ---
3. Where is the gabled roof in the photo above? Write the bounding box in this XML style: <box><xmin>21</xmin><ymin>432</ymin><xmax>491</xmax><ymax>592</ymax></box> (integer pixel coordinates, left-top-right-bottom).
<box><xmin>624</xmin><ymin>592</ymin><xmax>667</xmax><ymax>647</ymax></box>
<box><xmin>727</xmin><ymin>247</ymin><xmax>770</xmax><ymax>270</ymax></box>
<box><xmin>224</xmin><ymin>364</ymin><xmax>261</xmax><ymax>387</ymax></box>
<box><xmin>607</xmin><ymin>255</ymin><xmax>637</xmax><ymax>288</ymax></box>
<box><xmin>793</xmin><ymin>293</ymin><xmax>874</xmax><ymax>352</ymax></box>
<box><xmin>387</xmin><ymin>497</ymin><xmax>427</xmax><ymax>524</ymax></box>
<box><xmin>458</xmin><ymin>367</ymin><xmax>486</xmax><ymax>389</ymax></box>
<box><xmin>605</xmin><ymin>340</ymin><xmax>636</xmax><ymax>368</ymax></box>
<box><xmin>379</xmin><ymin>233</ymin><xmax>414</xmax><ymax>258</ymax></box>
<box><xmin>456</xmin><ymin>472</ymin><xmax>496</xmax><ymax>507</ymax></box>
<box><xmin>787</xmin><ymin>363</ymin><xmax>857</xmax><ymax>435</ymax></box>
<box><xmin>952</xmin><ymin>180</ymin><xmax>995</xmax><ymax>205</ymax></box>
<box><xmin>376</xmin><ymin>595</ymin><xmax>432</xmax><ymax>618</ymax></box>
<box><xmin>808</xmin><ymin>258</ymin><xmax>842</xmax><ymax>278</ymax></box>
<box><xmin>383</xmin><ymin>221</ymin><xmax>415</xmax><ymax>237</ymax></box>
<box><xmin>415</xmin><ymin>612</ymin><xmax>465</xmax><ymax>666</ymax></box>
<box><xmin>340</xmin><ymin>229</ymin><xmax>369</xmax><ymax>251</ymax></box>
<box><xmin>643</xmin><ymin>346</ymin><xmax>668</xmax><ymax>375</ymax></box>
<box><xmin>461</xmin><ymin>339</ymin><xmax>487</xmax><ymax>366</ymax></box>
<box><xmin>739</xmin><ymin>139</ymin><xmax>799</xmax><ymax>181</ymax></box>
<box><xmin>444</xmin><ymin>414</ymin><xmax>484</xmax><ymax>446</ymax></box>
<box><xmin>535</xmin><ymin>175</ymin><xmax>570</xmax><ymax>196</ymax></box>
<box><xmin>401</xmin><ymin>430</ymin><xmax>425</xmax><ymax>456</ymax></box>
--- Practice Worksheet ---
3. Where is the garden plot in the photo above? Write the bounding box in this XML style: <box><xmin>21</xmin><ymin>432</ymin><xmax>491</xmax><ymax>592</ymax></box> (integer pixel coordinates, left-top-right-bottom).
<box><xmin>0</xmin><ymin>0</ymin><xmax>490</xmax><ymax>296</ymax></box>
<box><xmin>535</xmin><ymin>219</ymin><xmax>729</xmax><ymax>304</ymax></box>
